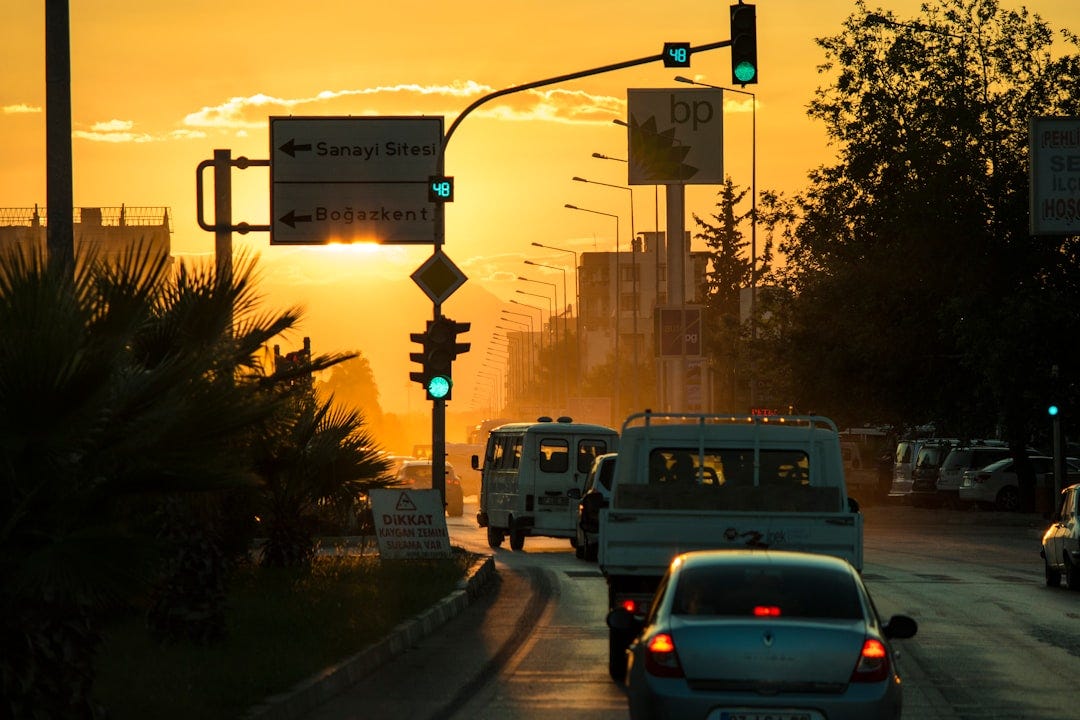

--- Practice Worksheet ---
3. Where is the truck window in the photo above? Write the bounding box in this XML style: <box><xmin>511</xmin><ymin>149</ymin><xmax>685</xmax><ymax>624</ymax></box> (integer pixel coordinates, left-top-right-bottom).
<box><xmin>577</xmin><ymin>439</ymin><xmax>609</xmax><ymax>473</ymax></box>
<box><xmin>539</xmin><ymin>438</ymin><xmax>569</xmax><ymax>473</ymax></box>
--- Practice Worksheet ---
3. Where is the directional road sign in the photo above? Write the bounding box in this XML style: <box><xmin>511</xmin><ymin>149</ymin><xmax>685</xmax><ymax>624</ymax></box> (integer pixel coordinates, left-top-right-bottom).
<box><xmin>270</xmin><ymin>116</ymin><xmax>444</xmax><ymax>245</ymax></box>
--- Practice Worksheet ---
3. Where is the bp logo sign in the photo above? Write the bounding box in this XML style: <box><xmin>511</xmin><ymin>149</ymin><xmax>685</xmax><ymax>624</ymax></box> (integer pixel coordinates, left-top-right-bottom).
<box><xmin>626</xmin><ymin>89</ymin><xmax>724</xmax><ymax>185</ymax></box>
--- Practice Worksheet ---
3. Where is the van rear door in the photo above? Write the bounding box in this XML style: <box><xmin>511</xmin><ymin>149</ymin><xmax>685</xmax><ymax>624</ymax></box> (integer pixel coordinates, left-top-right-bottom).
<box><xmin>530</xmin><ymin>433</ymin><xmax>615</xmax><ymax>532</ymax></box>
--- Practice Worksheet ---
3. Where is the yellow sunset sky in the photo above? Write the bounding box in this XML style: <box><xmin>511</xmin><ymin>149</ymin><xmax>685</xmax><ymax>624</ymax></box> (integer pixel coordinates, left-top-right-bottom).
<box><xmin>3</xmin><ymin>1</ymin><xmax>1078</xmax><ymax>422</ymax></box>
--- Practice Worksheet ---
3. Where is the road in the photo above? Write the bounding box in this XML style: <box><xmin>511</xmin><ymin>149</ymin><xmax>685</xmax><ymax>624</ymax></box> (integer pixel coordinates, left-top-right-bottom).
<box><xmin>309</xmin><ymin>500</ymin><xmax>1080</xmax><ymax>719</ymax></box>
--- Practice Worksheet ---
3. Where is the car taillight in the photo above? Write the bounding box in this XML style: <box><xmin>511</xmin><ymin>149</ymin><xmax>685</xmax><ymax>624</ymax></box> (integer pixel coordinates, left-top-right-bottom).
<box><xmin>619</xmin><ymin>598</ymin><xmax>638</xmax><ymax>613</ymax></box>
<box><xmin>644</xmin><ymin>633</ymin><xmax>684</xmax><ymax>678</ymax></box>
<box><xmin>850</xmin><ymin>638</ymin><xmax>889</xmax><ymax>683</ymax></box>
<box><xmin>973</xmin><ymin>472</ymin><xmax>991</xmax><ymax>484</ymax></box>
<box><xmin>752</xmin><ymin>605</ymin><xmax>782</xmax><ymax>617</ymax></box>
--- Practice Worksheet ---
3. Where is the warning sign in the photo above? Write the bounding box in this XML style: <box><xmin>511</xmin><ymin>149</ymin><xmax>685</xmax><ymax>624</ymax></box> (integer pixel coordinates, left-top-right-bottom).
<box><xmin>369</xmin><ymin>489</ymin><xmax>452</xmax><ymax>559</ymax></box>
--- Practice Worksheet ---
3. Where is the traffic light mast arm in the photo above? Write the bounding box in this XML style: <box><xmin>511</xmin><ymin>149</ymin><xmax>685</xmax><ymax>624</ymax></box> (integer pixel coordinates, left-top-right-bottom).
<box><xmin>443</xmin><ymin>39</ymin><xmax>733</xmax><ymax>146</ymax></box>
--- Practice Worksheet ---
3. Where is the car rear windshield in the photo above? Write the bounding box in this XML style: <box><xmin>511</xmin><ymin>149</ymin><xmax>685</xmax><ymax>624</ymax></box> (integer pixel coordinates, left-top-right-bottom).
<box><xmin>672</xmin><ymin>564</ymin><xmax>862</xmax><ymax>619</ymax></box>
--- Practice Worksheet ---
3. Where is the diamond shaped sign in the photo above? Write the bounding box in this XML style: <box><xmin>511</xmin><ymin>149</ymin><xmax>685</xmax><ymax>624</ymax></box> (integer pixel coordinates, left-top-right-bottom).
<box><xmin>411</xmin><ymin>249</ymin><xmax>467</xmax><ymax>305</ymax></box>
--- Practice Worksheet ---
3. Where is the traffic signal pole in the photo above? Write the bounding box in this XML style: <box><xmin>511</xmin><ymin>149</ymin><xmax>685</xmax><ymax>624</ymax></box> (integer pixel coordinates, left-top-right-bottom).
<box><xmin>425</xmin><ymin>35</ymin><xmax>737</xmax><ymax>505</ymax></box>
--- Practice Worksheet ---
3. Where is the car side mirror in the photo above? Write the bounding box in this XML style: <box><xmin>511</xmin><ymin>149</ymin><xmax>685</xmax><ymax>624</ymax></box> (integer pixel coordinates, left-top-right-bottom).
<box><xmin>606</xmin><ymin>607</ymin><xmax>643</xmax><ymax>634</ymax></box>
<box><xmin>847</xmin><ymin>496</ymin><xmax>861</xmax><ymax>513</ymax></box>
<box><xmin>883</xmin><ymin>614</ymin><xmax>918</xmax><ymax>639</ymax></box>
<box><xmin>471</xmin><ymin>454</ymin><xmax>480</xmax><ymax>471</ymax></box>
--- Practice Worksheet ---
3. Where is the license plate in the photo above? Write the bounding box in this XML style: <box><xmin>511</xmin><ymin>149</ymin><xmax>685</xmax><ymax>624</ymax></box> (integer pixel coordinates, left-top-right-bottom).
<box><xmin>712</xmin><ymin>711</ymin><xmax>819</xmax><ymax>720</ymax></box>
<box><xmin>537</xmin><ymin>495</ymin><xmax>569</xmax><ymax>507</ymax></box>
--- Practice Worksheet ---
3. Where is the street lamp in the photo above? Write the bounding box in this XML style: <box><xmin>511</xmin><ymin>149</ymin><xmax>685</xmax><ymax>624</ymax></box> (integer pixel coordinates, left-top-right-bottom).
<box><xmin>573</xmin><ymin>177</ymin><xmax>640</xmax><ymax>409</ymax></box>
<box><xmin>516</xmin><ymin>287</ymin><xmax>556</xmax><ymax>402</ymax></box>
<box><xmin>519</xmin><ymin>275</ymin><xmax>561</xmax><ymax>405</ymax></box>
<box><xmin>591</xmin><ymin>152</ymin><xmax>627</xmax><ymax>162</ymax></box>
<box><xmin>524</xmin><ymin>259</ymin><xmax>569</xmax><ymax>400</ymax></box>
<box><xmin>675</xmin><ymin>74</ymin><xmax>757</xmax><ymax>406</ymax></box>
<box><xmin>531</xmin><ymin>242</ymin><xmax>582</xmax><ymax>397</ymax></box>
<box><xmin>564</xmin><ymin>203</ymin><xmax>621</xmax><ymax>417</ymax></box>
<box><xmin>499</xmin><ymin>311</ymin><xmax>535</xmax><ymax>391</ymax></box>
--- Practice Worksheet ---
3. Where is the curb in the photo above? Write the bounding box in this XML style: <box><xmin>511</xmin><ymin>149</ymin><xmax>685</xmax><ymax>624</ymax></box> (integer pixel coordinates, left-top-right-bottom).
<box><xmin>245</xmin><ymin>553</ymin><xmax>496</xmax><ymax>720</ymax></box>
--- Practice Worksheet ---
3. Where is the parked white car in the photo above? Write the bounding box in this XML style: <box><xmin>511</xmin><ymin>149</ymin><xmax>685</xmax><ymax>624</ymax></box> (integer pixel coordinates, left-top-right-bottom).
<box><xmin>958</xmin><ymin>456</ymin><xmax>1079</xmax><ymax>511</ymax></box>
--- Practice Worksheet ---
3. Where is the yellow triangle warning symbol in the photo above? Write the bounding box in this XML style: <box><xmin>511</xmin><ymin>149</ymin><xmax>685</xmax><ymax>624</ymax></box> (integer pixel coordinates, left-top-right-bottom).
<box><xmin>396</xmin><ymin>492</ymin><xmax>418</xmax><ymax>511</ymax></box>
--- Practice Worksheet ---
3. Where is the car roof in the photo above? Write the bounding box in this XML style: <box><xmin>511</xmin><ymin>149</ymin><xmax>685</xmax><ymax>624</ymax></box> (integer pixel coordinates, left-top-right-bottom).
<box><xmin>673</xmin><ymin>549</ymin><xmax>856</xmax><ymax>574</ymax></box>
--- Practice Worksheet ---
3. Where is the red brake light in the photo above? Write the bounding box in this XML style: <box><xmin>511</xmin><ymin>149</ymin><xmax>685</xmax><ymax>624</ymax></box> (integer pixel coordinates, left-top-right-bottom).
<box><xmin>850</xmin><ymin>638</ymin><xmax>890</xmax><ymax>683</ymax></box>
<box><xmin>619</xmin><ymin>599</ymin><xmax>638</xmax><ymax>613</ymax></box>
<box><xmin>644</xmin><ymin>633</ymin><xmax>684</xmax><ymax>678</ymax></box>
<box><xmin>752</xmin><ymin>605</ymin><xmax>782</xmax><ymax>617</ymax></box>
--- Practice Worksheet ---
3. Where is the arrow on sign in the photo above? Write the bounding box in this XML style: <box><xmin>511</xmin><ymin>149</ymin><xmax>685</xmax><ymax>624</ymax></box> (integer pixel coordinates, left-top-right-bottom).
<box><xmin>278</xmin><ymin>139</ymin><xmax>313</xmax><ymax>157</ymax></box>
<box><xmin>278</xmin><ymin>210</ymin><xmax>313</xmax><ymax>228</ymax></box>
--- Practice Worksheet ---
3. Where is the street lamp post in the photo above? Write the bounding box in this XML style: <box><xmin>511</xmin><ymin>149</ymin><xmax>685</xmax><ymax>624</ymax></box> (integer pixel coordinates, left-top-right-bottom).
<box><xmin>531</xmin><ymin>242</ymin><xmax>581</xmax><ymax>398</ymax></box>
<box><xmin>510</xmin><ymin>298</ymin><xmax>546</xmax><ymax>402</ymax></box>
<box><xmin>519</xmin><ymin>276</ymin><xmax>561</xmax><ymax>406</ymax></box>
<box><xmin>675</xmin><ymin>75</ymin><xmax>757</xmax><ymax>408</ymax></box>
<box><xmin>524</xmin><ymin>259</ymin><xmax>570</xmax><ymax>401</ymax></box>
<box><xmin>515</xmin><ymin>288</ymin><xmax>556</xmax><ymax>405</ymax></box>
<box><xmin>498</xmin><ymin>315</ymin><xmax>534</xmax><ymax>403</ymax></box>
<box><xmin>573</xmin><ymin>177</ymin><xmax>640</xmax><ymax>409</ymax></box>
<box><xmin>565</xmin><ymin>203</ymin><xmax>621</xmax><ymax>418</ymax></box>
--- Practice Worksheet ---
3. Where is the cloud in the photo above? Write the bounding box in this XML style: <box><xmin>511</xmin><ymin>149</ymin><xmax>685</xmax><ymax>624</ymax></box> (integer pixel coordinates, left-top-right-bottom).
<box><xmin>3</xmin><ymin>104</ymin><xmax>41</xmax><ymax>114</ymax></box>
<box><xmin>72</xmin><ymin>81</ymin><xmax>628</xmax><ymax>144</ymax></box>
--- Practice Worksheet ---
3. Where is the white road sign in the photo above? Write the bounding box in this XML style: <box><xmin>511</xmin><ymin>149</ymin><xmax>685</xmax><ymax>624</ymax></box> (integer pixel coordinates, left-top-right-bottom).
<box><xmin>270</xmin><ymin>116</ymin><xmax>443</xmax><ymax>245</ymax></box>
<box><xmin>1030</xmin><ymin>117</ymin><xmax>1080</xmax><ymax>235</ymax></box>
<box><xmin>626</xmin><ymin>89</ymin><xmax>724</xmax><ymax>185</ymax></box>
<box><xmin>369</xmin><ymin>489</ymin><xmax>452</xmax><ymax>559</ymax></box>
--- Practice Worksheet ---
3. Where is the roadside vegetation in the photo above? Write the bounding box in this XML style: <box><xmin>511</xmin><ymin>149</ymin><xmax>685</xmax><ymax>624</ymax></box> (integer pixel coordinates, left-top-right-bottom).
<box><xmin>0</xmin><ymin>246</ymin><xmax>464</xmax><ymax>718</ymax></box>
<box><xmin>92</xmin><ymin>551</ymin><xmax>472</xmax><ymax>720</ymax></box>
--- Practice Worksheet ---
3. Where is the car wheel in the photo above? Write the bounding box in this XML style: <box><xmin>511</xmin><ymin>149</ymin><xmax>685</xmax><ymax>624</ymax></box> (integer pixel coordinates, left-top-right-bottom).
<box><xmin>585</xmin><ymin>537</ymin><xmax>599</xmax><ymax>562</ymax></box>
<box><xmin>1066</xmin><ymin>557</ymin><xmax>1080</xmax><ymax>591</ymax></box>
<box><xmin>995</xmin><ymin>486</ymin><xmax>1020</xmax><ymax>512</ymax></box>
<box><xmin>509</xmin><ymin>527</ymin><xmax>525</xmax><ymax>551</ymax></box>
<box><xmin>448</xmin><ymin>502</ymin><xmax>464</xmax><ymax>517</ymax></box>
<box><xmin>486</xmin><ymin>526</ymin><xmax>504</xmax><ymax>549</ymax></box>
<box><xmin>1045</xmin><ymin>557</ymin><xmax>1062</xmax><ymax>587</ymax></box>
<box><xmin>608</xmin><ymin>629</ymin><xmax>631</xmax><ymax>683</ymax></box>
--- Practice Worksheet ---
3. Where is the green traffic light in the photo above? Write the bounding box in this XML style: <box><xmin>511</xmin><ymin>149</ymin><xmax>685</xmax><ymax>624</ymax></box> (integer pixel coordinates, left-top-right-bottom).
<box><xmin>1048</xmin><ymin>404</ymin><xmax>1059</xmax><ymax>417</ymax></box>
<box><xmin>733</xmin><ymin>60</ymin><xmax>757</xmax><ymax>83</ymax></box>
<box><xmin>427</xmin><ymin>375</ymin><xmax>452</xmax><ymax>399</ymax></box>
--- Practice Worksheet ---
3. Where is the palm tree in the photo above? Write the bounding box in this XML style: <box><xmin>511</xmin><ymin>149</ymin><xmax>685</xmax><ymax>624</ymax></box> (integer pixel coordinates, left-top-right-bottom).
<box><xmin>254</xmin><ymin>393</ymin><xmax>394</xmax><ymax>569</ymax></box>
<box><xmin>0</xmin><ymin>245</ymin><xmax>305</xmax><ymax>717</ymax></box>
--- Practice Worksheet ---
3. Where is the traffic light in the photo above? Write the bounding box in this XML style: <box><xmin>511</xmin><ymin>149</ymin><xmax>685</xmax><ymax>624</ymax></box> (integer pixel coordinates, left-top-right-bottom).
<box><xmin>1048</xmin><ymin>404</ymin><xmax>1060</xmax><ymax>417</ymax></box>
<box><xmin>730</xmin><ymin>2</ymin><xmax>758</xmax><ymax>86</ymax></box>
<box><xmin>409</xmin><ymin>322</ymin><xmax>432</xmax><ymax>390</ymax></box>
<box><xmin>424</xmin><ymin>317</ymin><xmax>453</xmax><ymax>400</ymax></box>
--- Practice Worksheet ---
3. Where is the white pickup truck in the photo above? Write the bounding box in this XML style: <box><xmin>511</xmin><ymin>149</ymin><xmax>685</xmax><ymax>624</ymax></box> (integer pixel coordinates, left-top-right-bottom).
<box><xmin>598</xmin><ymin>411</ymin><xmax>864</xmax><ymax>681</ymax></box>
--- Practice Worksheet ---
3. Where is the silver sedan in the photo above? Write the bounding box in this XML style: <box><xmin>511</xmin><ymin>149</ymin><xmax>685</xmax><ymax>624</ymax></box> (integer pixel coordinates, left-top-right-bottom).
<box><xmin>609</xmin><ymin>549</ymin><xmax>918</xmax><ymax>720</ymax></box>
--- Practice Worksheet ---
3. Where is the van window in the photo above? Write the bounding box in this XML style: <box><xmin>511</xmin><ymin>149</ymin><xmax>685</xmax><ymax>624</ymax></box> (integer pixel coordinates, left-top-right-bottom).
<box><xmin>577</xmin><ymin>440</ymin><xmax>610</xmax><ymax>473</ymax></box>
<box><xmin>491</xmin><ymin>435</ymin><xmax>523</xmax><ymax>470</ymax></box>
<box><xmin>539</xmin><ymin>438</ymin><xmax>569</xmax><ymax>473</ymax></box>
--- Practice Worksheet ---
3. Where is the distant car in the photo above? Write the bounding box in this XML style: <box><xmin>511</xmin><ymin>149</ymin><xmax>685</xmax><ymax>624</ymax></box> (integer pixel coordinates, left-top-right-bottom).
<box><xmin>935</xmin><ymin>442</ymin><xmax>1013</xmax><ymax>505</ymax></box>
<box><xmin>1041</xmin><ymin>483</ymin><xmax>1080</xmax><ymax>589</ymax></box>
<box><xmin>959</xmin><ymin>456</ymin><xmax>1080</xmax><ymax>511</ymax></box>
<box><xmin>910</xmin><ymin>440</ymin><xmax>959</xmax><ymax>505</ymax></box>
<box><xmin>394</xmin><ymin>460</ymin><xmax>464</xmax><ymax>517</ymax></box>
<box><xmin>575</xmin><ymin>452</ymin><xmax>617</xmax><ymax>561</ymax></box>
<box><xmin>608</xmin><ymin>549</ymin><xmax>918</xmax><ymax>720</ymax></box>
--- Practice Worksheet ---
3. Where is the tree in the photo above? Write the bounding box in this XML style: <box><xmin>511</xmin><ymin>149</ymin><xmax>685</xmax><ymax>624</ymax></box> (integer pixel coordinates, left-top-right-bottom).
<box><xmin>761</xmin><ymin>0</ymin><xmax>1080</xmax><ymax>461</ymax></box>
<box><xmin>252</xmin><ymin>392</ymin><xmax>393</xmax><ymax>569</ymax></box>
<box><xmin>0</xmin><ymin>247</ymin><xmax>302</xmax><ymax>716</ymax></box>
<box><xmin>316</xmin><ymin>352</ymin><xmax>385</xmax><ymax>427</ymax></box>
